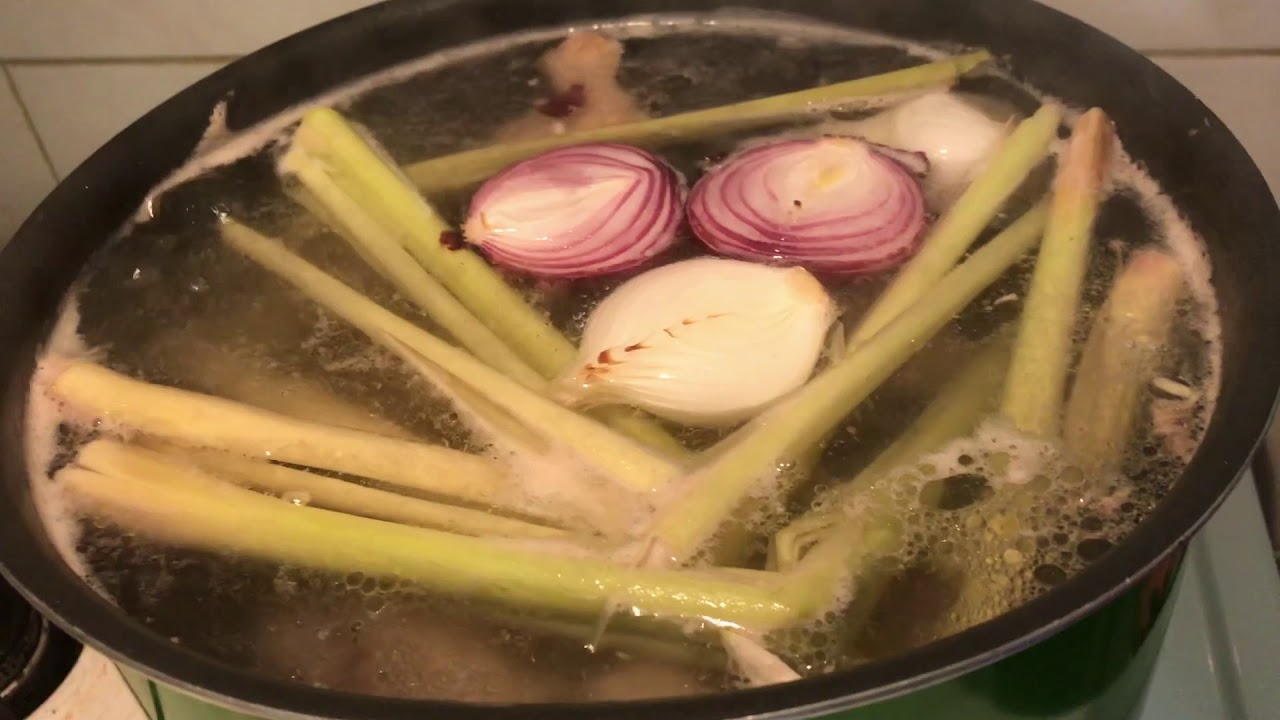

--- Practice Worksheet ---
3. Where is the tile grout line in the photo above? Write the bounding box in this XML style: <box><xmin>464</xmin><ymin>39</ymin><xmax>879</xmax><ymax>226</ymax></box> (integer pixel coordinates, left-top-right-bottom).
<box><xmin>0</xmin><ymin>48</ymin><xmax>1274</xmax><ymax>66</ymax></box>
<box><xmin>1</xmin><ymin>64</ymin><xmax>60</xmax><ymax>182</ymax></box>
<box><xmin>0</xmin><ymin>55</ymin><xmax>240</xmax><ymax>66</ymax></box>
<box><xmin>1139</xmin><ymin>47</ymin><xmax>1280</xmax><ymax>58</ymax></box>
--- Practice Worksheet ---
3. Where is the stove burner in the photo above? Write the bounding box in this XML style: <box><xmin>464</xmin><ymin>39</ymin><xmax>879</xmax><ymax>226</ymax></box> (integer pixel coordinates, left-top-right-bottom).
<box><xmin>0</xmin><ymin>578</ymin><xmax>80</xmax><ymax>718</ymax></box>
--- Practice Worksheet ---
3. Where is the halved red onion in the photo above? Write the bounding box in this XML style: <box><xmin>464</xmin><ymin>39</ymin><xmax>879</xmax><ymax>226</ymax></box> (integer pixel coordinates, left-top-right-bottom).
<box><xmin>463</xmin><ymin>143</ymin><xmax>684</xmax><ymax>278</ymax></box>
<box><xmin>687</xmin><ymin>136</ymin><xmax>927</xmax><ymax>274</ymax></box>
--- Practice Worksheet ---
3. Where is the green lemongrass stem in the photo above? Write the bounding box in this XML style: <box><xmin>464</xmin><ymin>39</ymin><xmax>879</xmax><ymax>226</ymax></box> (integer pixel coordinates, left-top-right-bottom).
<box><xmin>590</xmin><ymin>407</ymin><xmax>688</xmax><ymax>461</ymax></box>
<box><xmin>290</xmin><ymin>107</ymin><xmax>578</xmax><ymax>375</ymax></box>
<box><xmin>389</xmin><ymin>343</ymin><xmax>633</xmax><ymax>536</ymax></box>
<box><xmin>786</xmin><ymin>101</ymin><xmax>1059</xmax><ymax>511</ymax></box>
<box><xmin>848</xmin><ymin>104</ymin><xmax>1062</xmax><ymax>346</ymax></box>
<box><xmin>943</xmin><ymin>254</ymin><xmax>1183</xmax><ymax>623</ymax></box>
<box><xmin>1001</xmin><ymin>108</ymin><xmax>1116</xmax><ymax>436</ymax></box>
<box><xmin>44</xmin><ymin>359</ymin><xmax>524</xmax><ymax>510</ymax></box>
<box><xmin>286</xmin><ymin>179</ymin><xmax>680</xmax><ymax>456</ymax></box>
<box><xmin>280</xmin><ymin>148</ymin><xmax>542</xmax><ymax>386</ymax></box>
<box><xmin>501</xmin><ymin>613</ymin><xmax>724</xmax><ymax>670</ymax></box>
<box><xmin>59</xmin><ymin>466</ymin><xmax>800</xmax><ymax>629</ymax></box>
<box><xmin>154</xmin><ymin>335</ymin><xmax>412</xmax><ymax>439</ymax></box>
<box><xmin>391</xmin><ymin>346</ymin><xmax>548</xmax><ymax>453</ymax></box>
<box><xmin>778</xmin><ymin>473</ymin><xmax>915</xmax><ymax>641</ymax></box>
<box><xmin>120</xmin><ymin>441</ymin><xmax>569</xmax><ymax>539</ymax></box>
<box><xmin>1063</xmin><ymin>249</ymin><xmax>1184</xmax><ymax>473</ymax></box>
<box><xmin>645</xmin><ymin>202</ymin><xmax>1049</xmax><ymax>565</ymax></box>
<box><xmin>287</xmin><ymin>109</ymin><xmax>688</xmax><ymax>459</ymax></box>
<box><xmin>788</xmin><ymin>511</ymin><xmax>906</xmax><ymax>626</ymax></box>
<box><xmin>404</xmin><ymin>52</ymin><xmax>993</xmax><ymax>195</ymax></box>
<box><xmin>222</xmin><ymin>220</ymin><xmax>681</xmax><ymax>493</ymax></box>
<box><xmin>772</xmin><ymin>330</ymin><xmax>1014</xmax><ymax>570</ymax></box>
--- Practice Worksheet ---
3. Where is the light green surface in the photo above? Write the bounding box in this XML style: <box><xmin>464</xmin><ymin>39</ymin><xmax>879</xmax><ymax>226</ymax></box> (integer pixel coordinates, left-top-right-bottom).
<box><xmin>120</xmin><ymin>666</ymin><xmax>259</xmax><ymax>720</ymax></box>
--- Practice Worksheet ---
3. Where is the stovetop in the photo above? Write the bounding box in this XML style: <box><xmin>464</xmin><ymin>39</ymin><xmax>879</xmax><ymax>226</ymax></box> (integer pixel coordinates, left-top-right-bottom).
<box><xmin>1136</xmin><ymin>473</ymin><xmax>1280</xmax><ymax>720</ymax></box>
<box><xmin>11</xmin><ymin>474</ymin><xmax>1280</xmax><ymax>720</ymax></box>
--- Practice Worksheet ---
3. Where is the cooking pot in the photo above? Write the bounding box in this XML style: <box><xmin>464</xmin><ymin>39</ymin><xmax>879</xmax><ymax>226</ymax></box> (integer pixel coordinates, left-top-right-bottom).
<box><xmin>1</xmin><ymin>1</ymin><xmax>1277</xmax><ymax>719</ymax></box>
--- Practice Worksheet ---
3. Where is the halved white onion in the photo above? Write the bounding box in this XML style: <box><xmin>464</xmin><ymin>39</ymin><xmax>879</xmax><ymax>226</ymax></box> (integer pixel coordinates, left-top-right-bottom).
<box><xmin>556</xmin><ymin>257</ymin><xmax>837</xmax><ymax>427</ymax></box>
<box><xmin>850</xmin><ymin>91</ymin><xmax>1012</xmax><ymax>206</ymax></box>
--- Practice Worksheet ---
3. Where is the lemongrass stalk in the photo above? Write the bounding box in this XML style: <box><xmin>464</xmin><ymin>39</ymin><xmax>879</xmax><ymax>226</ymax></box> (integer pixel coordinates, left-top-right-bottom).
<box><xmin>1002</xmin><ymin>108</ymin><xmax>1115</xmax><ymax>436</ymax></box>
<box><xmin>772</xmin><ymin>330</ymin><xmax>1013</xmax><ymax>569</ymax></box>
<box><xmin>645</xmin><ymin>202</ymin><xmax>1048</xmax><ymax>564</ymax></box>
<box><xmin>785</xmin><ymin>472</ymin><xmax>914</xmax><ymax>619</ymax></box>
<box><xmin>115</xmin><ymin>441</ymin><xmax>569</xmax><ymax>539</ymax></box>
<box><xmin>388</xmin><ymin>345</ymin><xmax>636</xmax><ymax>536</ymax></box>
<box><xmin>786</xmin><ymin>513</ymin><xmax>906</xmax><ymax>623</ymax></box>
<box><xmin>44</xmin><ymin>359</ymin><xmax>516</xmax><ymax>510</ymax></box>
<box><xmin>222</xmin><ymin>220</ymin><xmax>681</xmax><ymax>492</ymax></box>
<box><xmin>939</xmin><ymin>254</ymin><xmax>1183</xmax><ymax>626</ymax></box>
<box><xmin>782</xmin><ymin>334</ymin><xmax>1026</xmax><ymax>633</ymax></box>
<box><xmin>287</xmin><ymin>109</ymin><xmax>688</xmax><ymax>459</ymax></box>
<box><xmin>291</xmin><ymin>108</ymin><xmax>577</xmax><ymax>376</ymax></box>
<box><xmin>279</xmin><ymin>145</ymin><xmax>542</xmax><ymax>386</ymax></box>
<box><xmin>792</xmin><ymin>99</ymin><xmax>1058</xmax><ymax>494</ymax></box>
<box><xmin>404</xmin><ymin>52</ymin><xmax>994</xmax><ymax>195</ymax></box>
<box><xmin>59</xmin><ymin>467</ymin><xmax>798</xmax><ymax>629</ymax></box>
<box><xmin>502</xmin><ymin>613</ymin><xmax>724</xmax><ymax>670</ymax></box>
<box><xmin>591</xmin><ymin>407</ymin><xmax>687</xmax><ymax>460</ymax></box>
<box><xmin>151</xmin><ymin>334</ymin><xmax>412</xmax><ymax>439</ymax></box>
<box><xmin>1063</xmin><ymin>250</ymin><xmax>1184</xmax><ymax>473</ymax></box>
<box><xmin>848</xmin><ymin>104</ymin><xmax>1061</xmax><ymax>346</ymax></box>
<box><xmin>391</xmin><ymin>346</ymin><xmax>548</xmax><ymax>452</ymax></box>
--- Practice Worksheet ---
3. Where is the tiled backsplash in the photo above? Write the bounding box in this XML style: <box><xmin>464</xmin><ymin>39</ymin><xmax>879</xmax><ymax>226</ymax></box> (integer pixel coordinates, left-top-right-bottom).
<box><xmin>9</xmin><ymin>62</ymin><xmax>229</xmax><ymax>178</ymax></box>
<box><xmin>0</xmin><ymin>69</ymin><xmax>55</xmax><ymax>238</ymax></box>
<box><xmin>0</xmin><ymin>0</ymin><xmax>379</xmax><ymax>240</ymax></box>
<box><xmin>0</xmin><ymin>0</ymin><xmax>1277</xmax><ymax>241</ymax></box>
<box><xmin>0</xmin><ymin>0</ymin><xmax>379</xmax><ymax>58</ymax></box>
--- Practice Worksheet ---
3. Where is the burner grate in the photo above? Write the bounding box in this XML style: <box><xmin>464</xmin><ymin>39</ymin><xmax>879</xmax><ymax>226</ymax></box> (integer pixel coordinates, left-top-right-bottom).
<box><xmin>0</xmin><ymin>580</ymin><xmax>80</xmax><ymax>718</ymax></box>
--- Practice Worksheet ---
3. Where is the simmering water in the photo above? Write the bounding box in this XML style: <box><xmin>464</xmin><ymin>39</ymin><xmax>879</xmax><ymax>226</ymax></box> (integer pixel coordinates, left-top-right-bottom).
<box><xmin>24</xmin><ymin>17</ymin><xmax>1219</xmax><ymax>702</ymax></box>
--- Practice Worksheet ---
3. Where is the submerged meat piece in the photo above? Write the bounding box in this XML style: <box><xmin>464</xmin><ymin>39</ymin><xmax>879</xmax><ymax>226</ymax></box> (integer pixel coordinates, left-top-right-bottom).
<box><xmin>1151</xmin><ymin>397</ymin><xmax>1198</xmax><ymax>462</ymax></box>
<box><xmin>541</xmin><ymin>31</ymin><xmax>627</xmax><ymax>96</ymax></box>
<box><xmin>496</xmin><ymin>31</ymin><xmax>647</xmax><ymax>141</ymax></box>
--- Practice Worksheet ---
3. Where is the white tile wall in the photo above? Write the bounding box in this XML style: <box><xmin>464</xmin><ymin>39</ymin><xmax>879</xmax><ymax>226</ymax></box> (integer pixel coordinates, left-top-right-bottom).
<box><xmin>0</xmin><ymin>70</ymin><xmax>55</xmax><ymax>243</ymax></box>
<box><xmin>0</xmin><ymin>0</ymin><xmax>378</xmax><ymax>58</ymax></box>
<box><xmin>9</xmin><ymin>62</ymin><xmax>226</xmax><ymax>177</ymax></box>
<box><xmin>1038</xmin><ymin>0</ymin><xmax>1280</xmax><ymax>51</ymax></box>
<box><xmin>0</xmin><ymin>0</ymin><xmax>1274</xmax><ymax>59</ymax></box>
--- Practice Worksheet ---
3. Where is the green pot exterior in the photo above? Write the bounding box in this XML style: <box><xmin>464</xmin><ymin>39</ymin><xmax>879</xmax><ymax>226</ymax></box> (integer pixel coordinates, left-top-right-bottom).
<box><xmin>116</xmin><ymin>550</ymin><xmax>1181</xmax><ymax>720</ymax></box>
<box><xmin>837</xmin><ymin>551</ymin><xmax>1182</xmax><ymax>720</ymax></box>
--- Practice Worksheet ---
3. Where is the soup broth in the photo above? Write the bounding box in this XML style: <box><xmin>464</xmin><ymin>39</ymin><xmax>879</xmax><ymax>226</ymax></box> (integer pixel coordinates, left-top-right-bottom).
<box><xmin>26</xmin><ymin>17</ymin><xmax>1218</xmax><ymax>703</ymax></box>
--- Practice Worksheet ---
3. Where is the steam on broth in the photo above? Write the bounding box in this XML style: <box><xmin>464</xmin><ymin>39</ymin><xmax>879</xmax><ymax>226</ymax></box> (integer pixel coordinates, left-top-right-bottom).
<box><xmin>25</xmin><ymin>16</ymin><xmax>1219</xmax><ymax>703</ymax></box>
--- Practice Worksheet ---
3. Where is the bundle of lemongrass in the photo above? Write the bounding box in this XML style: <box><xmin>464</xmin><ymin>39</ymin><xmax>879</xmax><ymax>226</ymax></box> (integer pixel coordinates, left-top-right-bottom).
<box><xmin>43</xmin><ymin>51</ymin><xmax>1185</xmax><ymax>684</ymax></box>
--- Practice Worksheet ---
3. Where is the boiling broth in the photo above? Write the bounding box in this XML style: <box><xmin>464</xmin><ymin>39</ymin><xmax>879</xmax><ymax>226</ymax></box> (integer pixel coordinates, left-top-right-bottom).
<box><xmin>26</xmin><ymin>17</ymin><xmax>1218</xmax><ymax>702</ymax></box>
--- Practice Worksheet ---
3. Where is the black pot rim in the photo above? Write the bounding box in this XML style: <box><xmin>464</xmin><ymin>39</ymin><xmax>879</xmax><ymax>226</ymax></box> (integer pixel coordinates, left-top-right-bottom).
<box><xmin>1</xmin><ymin>1</ymin><xmax>1278</xmax><ymax>718</ymax></box>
